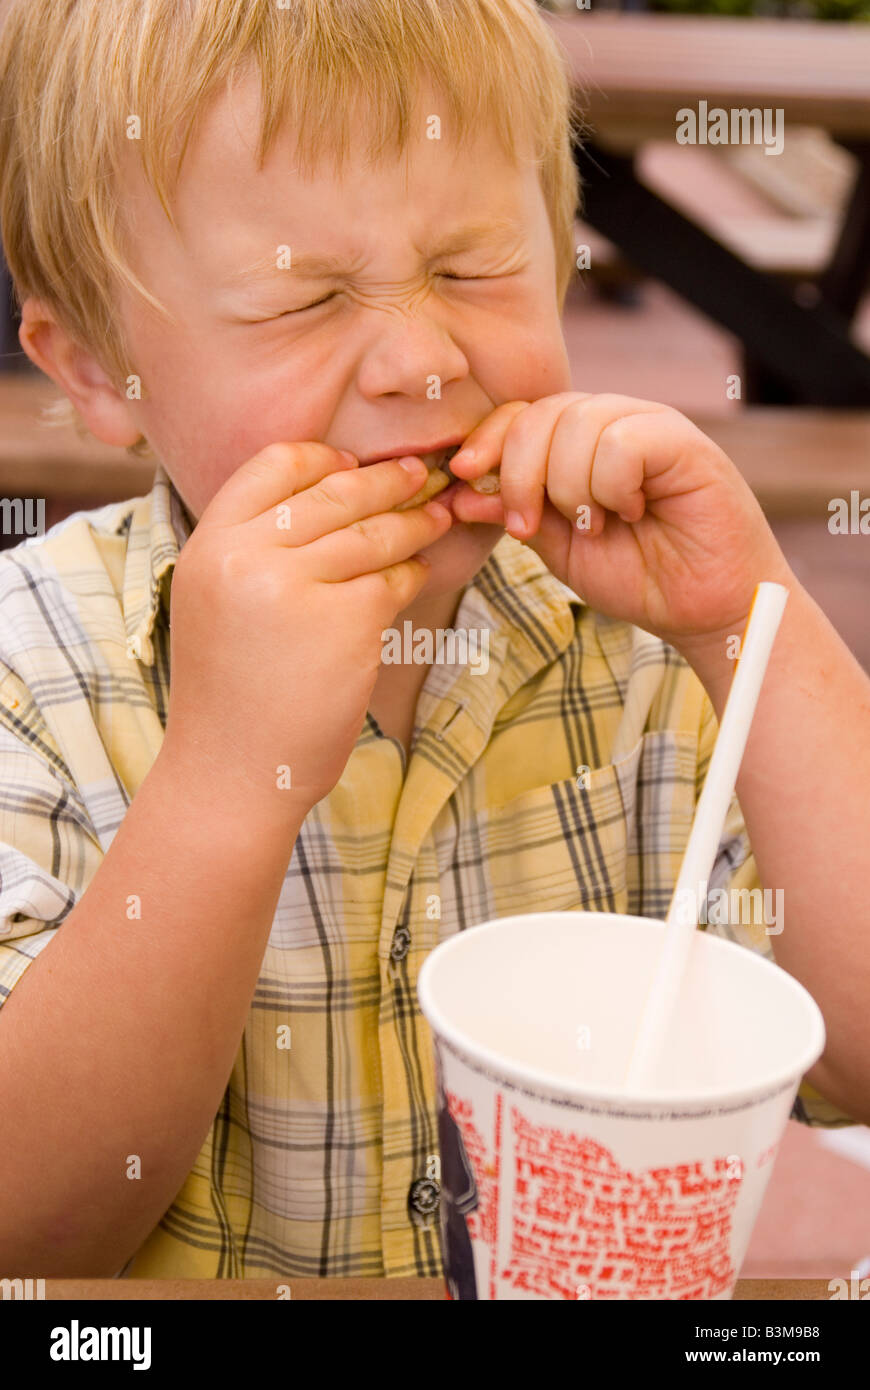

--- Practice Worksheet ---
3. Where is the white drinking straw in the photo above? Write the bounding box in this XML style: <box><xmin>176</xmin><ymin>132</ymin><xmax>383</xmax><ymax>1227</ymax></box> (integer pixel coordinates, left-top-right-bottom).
<box><xmin>624</xmin><ymin>582</ymin><xmax>790</xmax><ymax>1091</ymax></box>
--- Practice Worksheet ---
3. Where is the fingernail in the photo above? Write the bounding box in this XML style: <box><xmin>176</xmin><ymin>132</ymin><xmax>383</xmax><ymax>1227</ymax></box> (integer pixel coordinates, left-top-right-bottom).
<box><xmin>505</xmin><ymin>510</ymin><xmax>525</xmax><ymax>533</ymax></box>
<box><xmin>452</xmin><ymin>446</ymin><xmax>475</xmax><ymax>465</ymax></box>
<box><xmin>398</xmin><ymin>456</ymin><xmax>426</xmax><ymax>473</ymax></box>
<box><xmin>339</xmin><ymin>450</ymin><xmax>357</xmax><ymax>464</ymax></box>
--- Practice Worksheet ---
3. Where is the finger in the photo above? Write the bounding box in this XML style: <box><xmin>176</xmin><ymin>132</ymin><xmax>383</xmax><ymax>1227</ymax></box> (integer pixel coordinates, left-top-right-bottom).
<box><xmin>308</xmin><ymin>498</ymin><xmax>453</xmax><ymax>582</ymax></box>
<box><xmin>520</xmin><ymin>498</ymin><xmax>577</xmax><ymax>584</ymax></box>
<box><xmin>449</xmin><ymin>484</ymin><xmax>506</xmax><ymax>527</ymax></box>
<box><xmin>589</xmin><ymin>413</ymin><xmax>659</xmax><ymax>522</ymax></box>
<box><xmin>393</xmin><ymin>465</ymin><xmax>452</xmax><ymax>512</ymax></box>
<box><xmin>262</xmin><ymin>455</ymin><xmax>433</xmax><ymax>547</ymax></box>
<box><xmin>344</xmin><ymin>553</ymin><xmax>435</xmax><ymax>620</ymax></box>
<box><xmin>543</xmin><ymin>396</ymin><xmax>672</xmax><ymax>533</ymax></box>
<box><xmin>495</xmin><ymin>396</ymin><xmax>582</xmax><ymax>537</ymax></box>
<box><xmin>543</xmin><ymin>399</ymin><xmax>609</xmax><ymax>534</ymax></box>
<box><xmin>201</xmin><ymin>441</ymin><xmax>359</xmax><ymax>528</ymax></box>
<box><xmin>591</xmin><ymin>411</ymin><xmax>712</xmax><ymax>518</ymax></box>
<box><xmin>445</xmin><ymin>400</ymin><xmax>533</xmax><ymax>487</ymax></box>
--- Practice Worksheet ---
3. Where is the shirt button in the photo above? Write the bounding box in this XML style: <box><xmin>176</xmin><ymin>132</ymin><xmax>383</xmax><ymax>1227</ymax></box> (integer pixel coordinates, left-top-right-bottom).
<box><xmin>408</xmin><ymin>1177</ymin><xmax>441</xmax><ymax>1223</ymax></box>
<box><xmin>390</xmin><ymin>925</ymin><xmax>411</xmax><ymax>962</ymax></box>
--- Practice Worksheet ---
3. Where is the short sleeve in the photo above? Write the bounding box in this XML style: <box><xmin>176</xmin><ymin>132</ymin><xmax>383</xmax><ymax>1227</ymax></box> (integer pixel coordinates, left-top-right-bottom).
<box><xmin>694</xmin><ymin>693</ymin><xmax>860</xmax><ymax>1129</ymax></box>
<box><xmin>0</xmin><ymin>674</ymin><xmax>104</xmax><ymax>1010</ymax></box>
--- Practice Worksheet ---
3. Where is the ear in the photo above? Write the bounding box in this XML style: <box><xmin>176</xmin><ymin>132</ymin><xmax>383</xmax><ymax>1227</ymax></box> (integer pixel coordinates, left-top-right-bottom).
<box><xmin>18</xmin><ymin>298</ymin><xmax>143</xmax><ymax>449</ymax></box>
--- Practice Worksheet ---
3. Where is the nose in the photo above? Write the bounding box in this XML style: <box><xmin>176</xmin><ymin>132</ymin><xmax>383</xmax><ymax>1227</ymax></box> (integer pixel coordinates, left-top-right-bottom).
<box><xmin>355</xmin><ymin>308</ymin><xmax>470</xmax><ymax>401</ymax></box>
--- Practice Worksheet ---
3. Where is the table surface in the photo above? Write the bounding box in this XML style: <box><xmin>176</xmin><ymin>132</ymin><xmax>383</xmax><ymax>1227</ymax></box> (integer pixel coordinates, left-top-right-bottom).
<box><xmin>38</xmin><ymin>1277</ymin><xmax>835</xmax><ymax>1300</ymax></box>
<box><xmin>547</xmin><ymin>13</ymin><xmax>870</xmax><ymax>140</ymax></box>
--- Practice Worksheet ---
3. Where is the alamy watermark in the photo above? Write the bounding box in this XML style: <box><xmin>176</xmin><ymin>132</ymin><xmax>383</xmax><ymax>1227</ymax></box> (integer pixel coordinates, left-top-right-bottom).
<box><xmin>381</xmin><ymin>621</ymin><xmax>490</xmax><ymax>675</ymax></box>
<box><xmin>676</xmin><ymin>102</ymin><xmax>784</xmax><ymax>157</ymax></box>
<box><xmin>828</xmin><ymin>491</ymin><xmax>870</xmax><ymax>534</ymax></box>
<box><xmin>673</xmin><ymin>879</ymin><xmax>783</xmax><ymax>936</ymax></box>
<box><xmin>829</xmin><ymin>1269</ymin><xmax>870</xmax><ymax>1299</ymax></box>
<box><xmin>0</xmin><ymin>497</ymin><xmax>46</xmax><ymax>538</ymax></box>
<box><xmin>1</xmin><ymin>1276</ymin><xmax>45</xmax><ymax>1299</ymax></box>
<box><xmin>49</xmin><ymin>1320</ymin><xmax>151</xmax><ymax>1370</ymax></box>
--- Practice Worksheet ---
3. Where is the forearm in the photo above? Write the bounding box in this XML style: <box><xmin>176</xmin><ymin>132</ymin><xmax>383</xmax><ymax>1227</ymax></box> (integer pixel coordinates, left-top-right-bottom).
<box><xmin>683</xmin><ymin>571</ymin><xmax>870</xmax><ymax>1125</ymax></box>
<box><xmin>0</xmin><ymin>747</ymin><xmax>305</xmax><ymax>1276</ymax></box>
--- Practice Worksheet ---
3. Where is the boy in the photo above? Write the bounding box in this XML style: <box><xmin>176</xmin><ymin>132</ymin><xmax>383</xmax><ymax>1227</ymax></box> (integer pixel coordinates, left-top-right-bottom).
<box><xmin>0</xmin><ymin>0</ymin><xmax>867</xmax><ymax>1282</ymax></box>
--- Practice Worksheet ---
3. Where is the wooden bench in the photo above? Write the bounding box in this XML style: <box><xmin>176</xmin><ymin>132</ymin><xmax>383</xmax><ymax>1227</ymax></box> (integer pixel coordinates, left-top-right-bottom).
<box><xmin>578</xmin><ymin>212</ymin><xmax>836</xmax><ymax>288</ymax></box>
<box><xmin>0</xmin><ymin>374</ymin><xmax>154</xmax><ymax>503</ymax></box>
<box><xmin>1</xmin><ymin>376</ymin><xmax>868</xmax><ymax>522</ymax></box>
<box><xmin>547</xmin><ymin>12</ymin><xmax>870</xmax><ymax>405</ymax></box>
<box><xmin>580</xmin><ymin>130</ymin><xmax>853</xmax><ymax>288</ymax></box>
<box><xmin>550</xmin><ymin>13</ymin><xmax>870</xmax><ymax>145</ymax></box>
<box><xmin>691</xmin><ymin>409</ymin><xmax>870</xmax><ymax>518</ymax></box>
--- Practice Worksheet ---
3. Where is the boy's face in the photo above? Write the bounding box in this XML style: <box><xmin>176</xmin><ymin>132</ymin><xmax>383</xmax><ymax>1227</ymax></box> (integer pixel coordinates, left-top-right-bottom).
<box><xmin>115</xmin><ymin>71</ymin><xmax>572</xmax><ymax>599</ymax></box>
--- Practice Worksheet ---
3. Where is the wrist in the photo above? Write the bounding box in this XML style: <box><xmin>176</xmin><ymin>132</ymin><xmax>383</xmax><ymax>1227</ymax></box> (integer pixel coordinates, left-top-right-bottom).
<box><xmin>674</xmin><ymin>563</ymin><xmax>806</xmax><ymax>717</ymax></box>
<box><xmin>150</xmin><ymin>735</ymin><xmax>312</xmax><ymax>842</ymax></box>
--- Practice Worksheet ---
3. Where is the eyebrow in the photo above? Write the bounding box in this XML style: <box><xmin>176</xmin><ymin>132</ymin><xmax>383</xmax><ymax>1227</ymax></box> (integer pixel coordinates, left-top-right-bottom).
<box><xmin>221</xmin><ymin>216</ymin><xmax>527</xmax><ymax>287</ymax></box>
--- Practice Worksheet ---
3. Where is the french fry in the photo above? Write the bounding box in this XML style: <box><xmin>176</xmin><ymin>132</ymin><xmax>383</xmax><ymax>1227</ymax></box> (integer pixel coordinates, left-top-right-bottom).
<box><xmin>446</xmin><ymin>444</ymin><xmax>501</xmax><ymax>494</ymax></box>
<box><xmin>467</xmin><ymin>471</ymin><xmax>500</xmax><ymax>495</ymax></box>
<box><xmin>391</xmin><ymin>443</ymin><xmax>501</xmax><ymax>512</ymax></box>
<box><xmin>392</xmin><ymin>467</ymin><xmax>452</xmax><ymax>512</ymax></box>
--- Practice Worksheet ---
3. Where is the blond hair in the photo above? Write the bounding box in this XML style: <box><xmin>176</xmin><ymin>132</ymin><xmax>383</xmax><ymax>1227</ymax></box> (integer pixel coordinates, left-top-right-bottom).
<box><xmin>0</xmin><ymin>0</ymin><xmax>583</xmax><ymax>456</ymax></box>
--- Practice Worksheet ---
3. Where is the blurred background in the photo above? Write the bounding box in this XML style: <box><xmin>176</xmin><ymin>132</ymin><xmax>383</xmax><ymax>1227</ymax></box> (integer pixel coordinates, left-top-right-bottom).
<box><xmin>1</xmin><ymin>0</ymin><xmax>869</xmax><ymax>1284</ymax></box>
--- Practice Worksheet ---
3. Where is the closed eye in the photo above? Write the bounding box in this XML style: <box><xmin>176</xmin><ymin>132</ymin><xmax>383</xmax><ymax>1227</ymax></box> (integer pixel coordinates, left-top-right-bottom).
<box><xmin>256</xmin><ymin>275</ymin><xmax>501</xmax><ymax>321</ymax></box>
<box><xmin>266</xmin><ymin>293</ymin><xmax>337</xmax><ymax>319</ymax></box>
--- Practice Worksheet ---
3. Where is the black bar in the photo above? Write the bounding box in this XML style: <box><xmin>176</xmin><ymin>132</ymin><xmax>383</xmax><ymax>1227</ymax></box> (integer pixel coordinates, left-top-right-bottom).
<box><xmin>1</xmin><ymin>1289</ymin><xmax>862</xmax><ymax>1375</ymax></box>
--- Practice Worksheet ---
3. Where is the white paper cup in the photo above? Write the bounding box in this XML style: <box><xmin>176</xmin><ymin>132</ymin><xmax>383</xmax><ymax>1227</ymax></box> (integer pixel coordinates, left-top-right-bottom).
<box><xmin>417</xmin><ymin>912</ymin><xmax>825</xmax><ymax>1301</ymax></box>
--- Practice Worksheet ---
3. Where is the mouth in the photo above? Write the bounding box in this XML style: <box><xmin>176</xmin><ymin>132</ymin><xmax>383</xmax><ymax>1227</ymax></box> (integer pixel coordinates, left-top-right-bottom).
<box><xmin>394</xmin><ymin>445</ymin><xmax>502</xmax><ymax>511</ymax></box>
<box><xmin>355</xmin><ymin>441</ymin><xmax>500</xmax><ymax>510</ymax></box>
<box><xmin>384</xmin><ymin>443</ymin><xmax>463</xmax><ymax>513</ymax></box>
<box><xmin>359</xmin><ymin>439</ymin><xmax>463</xmax><ymax>466</ymax></box>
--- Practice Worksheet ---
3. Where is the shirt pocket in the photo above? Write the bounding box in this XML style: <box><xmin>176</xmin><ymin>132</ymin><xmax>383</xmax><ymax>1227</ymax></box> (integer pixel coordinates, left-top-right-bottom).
<box><xmin>443</xmin><ymin>739</ymin><xmax>646</xmax><ymax>927</ymax></box>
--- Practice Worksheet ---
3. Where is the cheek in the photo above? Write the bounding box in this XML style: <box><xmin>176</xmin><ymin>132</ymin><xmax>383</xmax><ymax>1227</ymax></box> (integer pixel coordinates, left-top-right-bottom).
<box><xmin>518</xmin><ymin>330</ymin><xmax>572</xmax><ymax>397</ymax></box>
<box><xmin>119</xmin><ymin>313</ymin><xmax>331</xmax><ymax>520</ymax></box>
<box><xmin>141</xmin><ymin>392</ymin><xmax>319</xmax><ymax>521</ymax></box>
<box><xmin>478</xmin><ymin>341</ymin><xmax>572</xmax><ymax>412</ymax></box>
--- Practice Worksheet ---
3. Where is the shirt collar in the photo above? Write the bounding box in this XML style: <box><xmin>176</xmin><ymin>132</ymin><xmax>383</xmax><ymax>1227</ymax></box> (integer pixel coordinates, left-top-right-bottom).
<box><xmin>122</xmin><ymin>461</ymin><xmax>584</xmax><ymax>668</ymax></box>
<box><xmin>122</xmin><ymin>462</ymin><xmax>192</xmax><ymax>666</ymax></box>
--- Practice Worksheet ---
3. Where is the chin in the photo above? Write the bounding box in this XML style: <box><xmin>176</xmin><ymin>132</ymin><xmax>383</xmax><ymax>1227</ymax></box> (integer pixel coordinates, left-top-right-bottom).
<box><xmin>414</xmin><ymin>519</ymin><xmax>504</xmax><ymax>599</ymax></box>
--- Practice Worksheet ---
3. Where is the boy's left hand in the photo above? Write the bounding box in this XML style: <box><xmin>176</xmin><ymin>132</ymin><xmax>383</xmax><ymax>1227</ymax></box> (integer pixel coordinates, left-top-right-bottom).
<box><xmin>448</xmin><ymin>393</ymin><xmax>795</xmax><ymax>656</ymax></box>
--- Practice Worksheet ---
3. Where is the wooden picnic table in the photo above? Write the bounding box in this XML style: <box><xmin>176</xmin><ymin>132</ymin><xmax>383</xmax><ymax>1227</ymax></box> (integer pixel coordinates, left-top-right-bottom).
<box><xmin>545</xmin><ymin>12</ymin><xmax>870</xmax><ymax>407</ymax></box>
<box><xmin>549</xmin><ymin>13</ymin><xmax>870</xmax><ymax>146</ymax></box>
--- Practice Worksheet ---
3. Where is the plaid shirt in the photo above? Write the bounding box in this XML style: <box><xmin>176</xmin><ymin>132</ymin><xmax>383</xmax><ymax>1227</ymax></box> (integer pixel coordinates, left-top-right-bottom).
<box><xmin>0</xmin><ymin>463</ymin><xmax>854</xmax><ymax>1279</ymax></box>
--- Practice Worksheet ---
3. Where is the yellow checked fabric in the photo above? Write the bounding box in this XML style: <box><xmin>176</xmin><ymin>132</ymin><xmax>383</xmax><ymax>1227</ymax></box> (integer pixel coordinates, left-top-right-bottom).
<box><xmin>0</xmin><ymin>463</ymin><xmax>856</xmax><ymax>1279</ymax></box>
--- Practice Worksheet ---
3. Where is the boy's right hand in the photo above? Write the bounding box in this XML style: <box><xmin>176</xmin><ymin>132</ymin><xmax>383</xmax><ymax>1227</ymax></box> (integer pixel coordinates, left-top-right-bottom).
<box><xmin>160</xmin><ymin>444</ymin><xmax>452</xmax><ymax>818</ymax></box>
